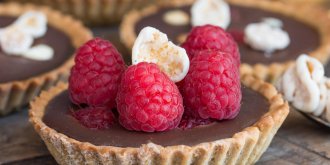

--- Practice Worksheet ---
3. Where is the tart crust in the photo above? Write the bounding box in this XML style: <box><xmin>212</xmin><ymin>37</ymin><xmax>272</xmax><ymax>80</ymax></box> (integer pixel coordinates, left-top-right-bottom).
<box><xmin>271</xmin><ymin>0</ymin><xmax>326</xmax><ymax>6</ymax></box>
<box><xmin>4</xmin><ymin>0</ymin><xmax>160</xmax><ymax>25</ymax></box>
<box><xmin>0</xmin><ymin>3</ymin><xmax>92</xmax><ymax>115</ymax></box>
<box><xmin>29</xmin><ymin>74</ymin><xmax>289</xmax><ymax>165</ymax></box>
<box><xmin>120</xmin><ymin>0</ymin><xmax>330</xmax><ymax>83</ymax></box>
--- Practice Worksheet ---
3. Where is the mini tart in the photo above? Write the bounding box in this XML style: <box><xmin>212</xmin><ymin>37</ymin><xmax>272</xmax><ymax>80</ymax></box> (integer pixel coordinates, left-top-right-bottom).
<box><xmin>0</xmin><ymin>3</ymin><xmax>92</xmax><ymax>115</ymax></box>
<box><xmin>29</xmin><ymin>74</ymin><xmax>289</xmax><ymax>165</ymax></box>
<box><xmin>120</xmin><ymin>0</ymin><xmax>330</xmax><ymax>83</ymax></box>
<box><xmin>4</xmin><ymin>0</ymin><xmax>160</xmax><ymax>25</ymax></box>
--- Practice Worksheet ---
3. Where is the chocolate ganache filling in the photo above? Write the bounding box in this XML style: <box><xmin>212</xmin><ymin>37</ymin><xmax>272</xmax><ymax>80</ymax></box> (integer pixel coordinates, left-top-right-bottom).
<box><xmin>0</xmin><ymin>16</ymin><xmax>74</xmax><ymax>83</ymax></box>
<box><xmin>43</xmin><ymin>86</ymin><xmax>269</xmax><ymax>147</ymax></box>
<box><xmin>135</xmin><ymin>5</ymin><xmax>320</xmax><ymax>65</ymax></box>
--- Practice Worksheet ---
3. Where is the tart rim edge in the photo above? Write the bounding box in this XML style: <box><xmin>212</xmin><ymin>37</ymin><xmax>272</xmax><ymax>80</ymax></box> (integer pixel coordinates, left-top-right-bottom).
<box><xmin>29</xmin><ymin>74</ymin><xmax>289</xmax><ymax>165</ymax></box>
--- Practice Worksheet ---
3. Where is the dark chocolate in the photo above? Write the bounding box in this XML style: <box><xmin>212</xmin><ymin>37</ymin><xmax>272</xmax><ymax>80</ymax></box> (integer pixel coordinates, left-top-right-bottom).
<box><xmin>136</xmin><ymin>5</ymin><xmax>319</xmax><ymax>65</ymax></box>
<box><xmin>0</xmin><ymin>16</ymin><xmax>74</xmax><ymax>83</ymax></box>
<box><xmin>43</xmin><ymin>86</ymin><xmax>269</xmax><ymax>147</ymax></box>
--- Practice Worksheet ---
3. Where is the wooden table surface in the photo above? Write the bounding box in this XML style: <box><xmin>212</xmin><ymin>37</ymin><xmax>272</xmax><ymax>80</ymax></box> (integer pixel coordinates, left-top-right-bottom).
<box><xmin>0</xmin><ymin>28</ymin><xmax>329</xmax><ymax>165</ymax></box>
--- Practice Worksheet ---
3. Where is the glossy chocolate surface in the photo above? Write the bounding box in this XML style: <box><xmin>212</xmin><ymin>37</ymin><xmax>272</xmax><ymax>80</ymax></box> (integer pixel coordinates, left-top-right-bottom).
<box><xmin>43</xmin><ymin>86</ymin><xmax>269</xmax><ymax>147</ymax></box>
<box><xmin>136</xmin><ymin>5</ymin><xmax>319</xmax><ymax>65</ymax></box>
<box><xmin>0</xmin><ymin>16</ymin><xmax>74</xmax><ymax>83</ymax></box>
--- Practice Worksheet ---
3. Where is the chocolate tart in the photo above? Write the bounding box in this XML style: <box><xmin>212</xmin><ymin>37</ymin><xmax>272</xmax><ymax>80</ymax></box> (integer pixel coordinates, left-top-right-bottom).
<box><xmin>0</xmin><ymin>3</ymin><xmax>92</xmax><ymax>115</ymax></box>
<box><xmin>4</xmin><ymin>0</ymin><xmax>160</xmax><ymax>25</ymax></box>
<box><xmin>29</xmin><ymin>74</ymin><xmax>289</xmax><ymax>164</ymax></box>
<box><xmin>120</xmin><ymin>0</ymin><xmax>330</xmax><ymax>82</ymax></box>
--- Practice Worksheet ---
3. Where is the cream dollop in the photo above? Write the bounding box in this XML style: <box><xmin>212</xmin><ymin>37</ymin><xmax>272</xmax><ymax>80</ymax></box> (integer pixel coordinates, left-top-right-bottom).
<box><xmin>14</xmin><ymin>11</ymin><xmax>47</xmax><ymax>38</ymax></box>
<box><xmin>0</xmin><ymin>11</ymin><xmax>53</xmax><ymax>61</ymax></box>
<box><xmin>277</xmin><ymin>55</ymin><xmax>330</xmax><ymax>122</ymax></box>
<box><xmin>163</xmin><ymin>10</ymin><xmax>190</xmax><ymax>26</ymax></box>
<box><xmin>132</xmin><ymin>26</ymin><xmax>190</xmax><ymax>83</ymax></box>
<box><xmin>22</xmin><ymin>44</ymin><xmax>54</xmax><ymax>61</ymax></box>
<box><xmin>191</xmin><ymin>0</ymin><xmax>230</xmax><ymax>29</ymax></box>
<box><xmin>244</xmin><ymin>18</ymin><xmax>290</xmax><ymax>54</ymax></box>
<box><xmin>0</xmin><ymin>26</ymin><xmax>33</xmax><ymax>55</ymax></box>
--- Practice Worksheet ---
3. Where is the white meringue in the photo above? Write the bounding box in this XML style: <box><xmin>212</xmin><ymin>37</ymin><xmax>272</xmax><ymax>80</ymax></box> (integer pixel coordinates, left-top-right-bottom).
<box><xmin>0</xmin><ymin>11</ymin><xmax>53</xmax><ymax>61</ymax></box>
<box><xmin>191</xmin><ymin>0</ymin><xmax>231</xmax><ymax>29</ymax></box>
<box><xmin>277</xmin><ymin>55</ymin><xmax>330</xmax><ymax>122</ymax></box>
<box><xmin>163</xmin><ymin>10</ymin><xmax>190</xmax><ymax>26</ymax></box>
<box><xmin>22</xmin><ymin>44</ymin><xmax>54</xmax><ymax>61</ymax></box>
<box><xmin>244</xmin><ymin>18</ymin><xmax>290</xmax><ymax>53</ymax></box>
<box><xmin>14</xmin><ymin>11</ymin><xmax>47</xmax><ymax>38</ymax></box>
<box><xmin>132</xmin><ymin>26</ymin><xmax>190</xmax><ymax>82</ymax></box>
<box><xmin>0</xmin><ymin>26</ymin><xmax>33</xmax><ymax>55</ymax></box>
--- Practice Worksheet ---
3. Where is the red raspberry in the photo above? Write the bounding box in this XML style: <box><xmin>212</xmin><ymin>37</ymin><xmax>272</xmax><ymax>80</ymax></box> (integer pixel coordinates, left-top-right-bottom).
<box><xmin>116</xmin><ymin>62</ymin><xmax>184</xmax><ymax>132</ymax></box>
<box><xmin>178</xmin><ymin>114</ymin><xmax>214</xmax><ymax>130</ymax></box>
<box><xmin>228</xmin><ymin>29</ymin><xmax>244</xmax><ymax>44</ymax></box>
<box><xmin>182</xmin><ymin>50</ymin><xmax>241</xmax><ymax>120</ymax></box>
<box><xmin>181</xmin><ymin>25</ymin><xmax>240</xmax><ymax>65</ymax></box>
<box><xmin>69</xmin><ymin>38</ymin><xmax>126</xmax><ymax>109</ymax></box>
<box><xmin>72</xmin><ymin>107</ymin><xmax>115</xmax><ymax>130</ymax></box>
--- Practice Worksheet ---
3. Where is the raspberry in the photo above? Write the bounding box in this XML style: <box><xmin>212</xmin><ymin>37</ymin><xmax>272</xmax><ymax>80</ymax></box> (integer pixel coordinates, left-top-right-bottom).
<box><xmin>228</xmin><ymin>29</ymin><xmax>244</xmax><ymax>44</ymax></box>
<box><xmin>181</xmin><ymin>25</ymin><xmax>240</xmax><ymax>65</ymax></box>
<box><xmin>69</xmin><ymin>38</ymin><xmax>126</xmax><ymax>109</ymax></box>
<box><xmin>182</xmin><ymin>50</ymin><xmax>241</xmax><ymax>120</ymax></box>
<box><xmin>72</xmin><ymin>107</ymin><xmax>115</xmax><ymax>130</ymax></box>
<box><xmin>116</xmin><ymin>62</ymin><xmax>184</xmax><ymax>132</ymax></box>
<box><xmin>178</xmin><ymin>114</ymin><xmax>214</xmax><ymax>130</ymax></box>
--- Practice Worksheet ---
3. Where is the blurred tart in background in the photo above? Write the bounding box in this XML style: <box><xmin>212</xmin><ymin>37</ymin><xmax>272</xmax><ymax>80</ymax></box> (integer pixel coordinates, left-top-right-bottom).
<box><xmin>269</xmin><ymin>0</ymin><xmax>327</xmax><ymax>6</ymax></box>
<box><xmin>120</xmin><ymin>0</ymin><xmax>330</xmax><ymax>83</ymax></box>
<box><xmin>0</xmin><ymin>3</ymin><xmax>92</xmax><ymax>116</ymax></box>
<box><xmin>4</xmin><ymin>0</ymin><xmax>161</xmax><ymax>25</ymax></box>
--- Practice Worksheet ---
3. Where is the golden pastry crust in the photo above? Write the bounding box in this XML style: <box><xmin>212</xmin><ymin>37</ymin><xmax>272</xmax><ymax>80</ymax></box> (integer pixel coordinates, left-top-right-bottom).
<box><xmin>0</xmin><ymin>3</ymin><xmax>92</xmax><ymax>115</ymax></box>
<box><xmin>29</xmin><ymin>74</ymin><xmax>289</xmax><ymax>165</ymax></box>
<box><xmin>4</xmin><ymin>0</ymin><xmax>160</xmax><ymax>25</ymax></box>
<box><xmin>269</xmin><ymin>0</ymin><xmax>326</xmax><ymax>6</ymax></box>
<box><xmin>120</xmin><ymin>0</ymin><xmax>330</xmax><ymax>83</ymax></box>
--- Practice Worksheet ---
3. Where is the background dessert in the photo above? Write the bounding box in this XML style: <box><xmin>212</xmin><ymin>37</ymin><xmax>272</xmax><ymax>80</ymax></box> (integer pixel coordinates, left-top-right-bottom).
<box><xmin>0</xmin><ymin>3</ymin><xmax>92</xmax><ymax>116</ymax></box>
<box><xmin>271</xmin><ymin>0</ymin><xmax>327</xmax><ymax>6</ymax></box>
<box><xmin>120</xmin><ymin>0</ymin><xmax>330</xmax><ymax>83</ymax></box>
<box><xmin>3</xmin><ymin>0</ymin><xmax>161</xmax><ymax>25</ymax></box>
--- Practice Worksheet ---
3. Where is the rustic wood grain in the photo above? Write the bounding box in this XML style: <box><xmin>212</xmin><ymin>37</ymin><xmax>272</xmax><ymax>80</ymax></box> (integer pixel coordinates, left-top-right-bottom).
<box><xmin>4</xmin><ymin>156</ymin><xmax>56</xmax><ymax>165</ymax></box>
<box><xmin>0</xmin><ymin>109</ymin><xmax>49</xmax><ymax>164</ymax></box>
<box><xmin>258</xmin><ymin>134</ymin><xmax>330</xmax><ymax>165</ymax></box>
<box><xmin>277</xmin><ymin>109</ymin><xmax>330</xmax><ymax>159</ymax></box>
